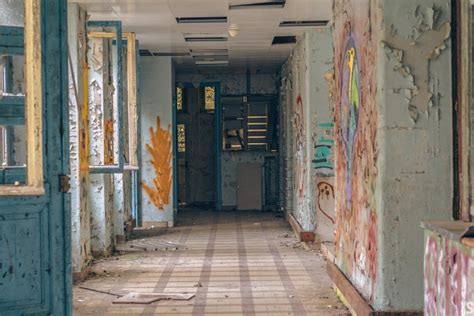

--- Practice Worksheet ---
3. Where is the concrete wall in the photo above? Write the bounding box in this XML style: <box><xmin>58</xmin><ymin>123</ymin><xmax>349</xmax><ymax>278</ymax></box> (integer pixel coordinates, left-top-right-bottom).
<box><xmin>280</xmin><ymin>30</ymin><xmax>334</xmax><ymax>233</ymax></box>
<box><xmin>176</xmin><ymin>72</ymin><xmax>279</xmax><ymax>209</ymax></box>
<box><xmin>333</xmin><ymin>0</ymin><xmax>453</xmax><ymax>311</ymax></box>
<box><xmin>140</xmin><ymin>57</ymin><xmax>174</xmax><ymax>227</ymax></box>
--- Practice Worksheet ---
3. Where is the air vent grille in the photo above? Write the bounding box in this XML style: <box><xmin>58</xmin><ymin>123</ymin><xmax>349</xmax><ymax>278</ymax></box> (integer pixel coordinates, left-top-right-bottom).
<box><xmin>279</xmin><ymin>20</ymin><xmax>329</xmax><ymax>27</ymax></box>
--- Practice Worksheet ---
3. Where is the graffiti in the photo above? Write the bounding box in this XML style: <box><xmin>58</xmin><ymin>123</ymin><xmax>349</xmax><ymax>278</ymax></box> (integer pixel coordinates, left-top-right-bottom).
<box><xmin>316</xmin><ymin>181</ymin><xmax>335</xmax><ymax>224</ymax></box>
<box><xmin>141</xmin><ymin>116</ymin><xmax>172</xmax><ymax>210</ymax></box>
<box><xmin>313</xmin><ymin>122</ymin><xmax>334</xmax><ymax>170</ymax></box>
<box><xmin>294</xmin><ymin>95</ymin><xmax>306</xmax><ymax>200</ymax></box>
<box><xmin>340</xmin><ymin>36</ymin><xmax>361</xmax><ymax>208</ymax></box>
<box><xmin>424</xmin><ymin>233</ymin><xmax>474</xmax><ymax>316</ymax></box>
<box><xmin>104</xmin><ymin>119</ymin><xmax>114</xmax><ymax>165</ymax></box>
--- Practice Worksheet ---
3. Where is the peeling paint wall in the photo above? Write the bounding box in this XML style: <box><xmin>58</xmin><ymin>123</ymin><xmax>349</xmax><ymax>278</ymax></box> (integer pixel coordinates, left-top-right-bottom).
<box><xmin>280</xmin><ymin>31</ymin><xmax>334</xmax><ymax>233</ymax></box>
<box><xmin>333</xmin><ymin>0</ymin><xmax>453</xmax><ymax>311</ymax></box>
<box><xmin>424</xmin><ymin>231</ymin><xmax>474</xmax><ymax>315</ymax></box>
<box><xmin>68</xmin><ymin>3</ymin><xmax>91</xmax><ymax>273</ymax></box>
<box><xmin>140</xmin><ymin>57</ymin><xmax>174</xmax><ymax>226</ymax></box>
<box><xmin>88</xmin><ymin>36</ymin><xmax>116</xmax><ymax>256</ymax></box>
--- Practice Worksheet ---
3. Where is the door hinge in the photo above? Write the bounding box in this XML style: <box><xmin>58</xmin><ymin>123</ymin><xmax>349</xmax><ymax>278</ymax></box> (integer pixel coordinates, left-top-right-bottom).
<box><xmin>59</xmin><ymin>175</ymin><xmax>71</xmax><ymax>193</ymax></box>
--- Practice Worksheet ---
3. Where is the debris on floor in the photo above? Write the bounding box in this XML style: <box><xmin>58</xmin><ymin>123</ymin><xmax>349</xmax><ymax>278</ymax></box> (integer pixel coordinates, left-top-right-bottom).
<box><xmin>112</xmin><ymin>293</ymin><xmax>195</xmax><ymax>304</ymax></box>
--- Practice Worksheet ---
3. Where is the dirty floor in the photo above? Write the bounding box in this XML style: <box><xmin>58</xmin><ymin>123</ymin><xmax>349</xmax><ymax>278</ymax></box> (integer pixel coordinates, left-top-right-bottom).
<box><xmin>73</xmin><ymin>210</ymin><xmax>348</xmax><ymax>315</ymax></box>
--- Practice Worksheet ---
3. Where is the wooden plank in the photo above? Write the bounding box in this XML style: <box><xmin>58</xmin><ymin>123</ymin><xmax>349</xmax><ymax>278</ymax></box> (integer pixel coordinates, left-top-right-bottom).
<box><xmin>287</xmin><ymin>213</ymin><xmax>315</xmax><ymax>242</ymax></box>
<box><xmin>327</xmin><ymin>260</ymin><xmax>374</xmax><ymax>316</ymax></box>
<box><xmin>127</xmin><ymin>33</ymin><xmax>139</xmax><ymax>167</ymax></box>
<box><xmin>327</xmin><ymin>261</ymin><xmax>423</xmax><ymax>315</ymax></box>
<box><xmin>113</xmin><ymin>293</ymin><xmax>195</xmax><ymax>304</ymax></box>
<box><xmin>0</xmin><ymin>96</ymin><xmax>25</xmax><ymax>117</ymax></box>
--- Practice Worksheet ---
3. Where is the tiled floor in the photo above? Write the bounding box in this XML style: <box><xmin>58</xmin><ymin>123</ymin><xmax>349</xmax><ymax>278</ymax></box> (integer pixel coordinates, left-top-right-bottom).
<box><xmin>73</xmin><ymin>210</ymin><xmax>348</xmax><ymax>315</ymax></box>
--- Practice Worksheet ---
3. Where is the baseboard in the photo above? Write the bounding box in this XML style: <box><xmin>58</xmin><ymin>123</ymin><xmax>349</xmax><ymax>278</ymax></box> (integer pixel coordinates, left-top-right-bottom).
<box><xmin>327</xmin><ymin>260</ymin><xmax>423</xmax><ymax>316</ymax></box>
<box><xmin>72</xmin><ymin>262</ymin><xmax>92</xmax><ymax>283</ymax></box>
<box><xmin>287</xmin><ymin>213</ymin><xmax>315</xmax><ymax>242</ymax></box>
<box><xmin>142</xmin><ymin>221</ymin><xmax>169</xmax><ymax>228</ymax></box>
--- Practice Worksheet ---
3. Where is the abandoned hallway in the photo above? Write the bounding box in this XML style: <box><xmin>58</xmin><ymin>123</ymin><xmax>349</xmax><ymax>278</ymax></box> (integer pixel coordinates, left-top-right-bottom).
<box><xmin>73</xmin><ymin>210</ymin><xmax>348</xmax><ymax>315</ymax></box>
<box><xmin>1</xmin><ymin>0</ymin><xmax>474</xmax><ymax>315</ymax></box>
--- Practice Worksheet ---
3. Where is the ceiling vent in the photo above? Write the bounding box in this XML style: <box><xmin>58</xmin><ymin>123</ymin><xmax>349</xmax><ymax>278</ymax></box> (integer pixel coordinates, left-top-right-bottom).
<box><xmin>176</xmin><ymin>16</ymin><xmax>228</xmax><ymax>24</ymax></box>
<box><xmin>196</xmin><ymin>60</ymin><xmax>229</xmax><ymax>66</ymax></box>
<box><xmin>279</xmin><ymin>20</ymin><xmax>329</xmax><ymax>27</ymax></box>
<box><xmin>229</xmin><ymin>0</ymin><xmax>286</xmax><ymax>10</ymax></box>
<box><xmin>185</xmin><ymin>36</ymin><xmax>228</xmax><ymax>42</ymax></box>
<box><xmin>271</xmin><ymin>36</ymin><xmax>297</xmax><ymax>45</ymax></box>
<box><xmin>139</xmin><ymin>49</ymin><xmax>153</xmax><ymax>56</ymax></box>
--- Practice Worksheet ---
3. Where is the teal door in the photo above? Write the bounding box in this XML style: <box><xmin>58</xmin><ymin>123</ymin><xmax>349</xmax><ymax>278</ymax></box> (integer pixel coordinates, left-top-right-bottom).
<box><xmin>0</xmin><ymin>0</ymin><xmax>71</xmax><ymax>315</ymax></box>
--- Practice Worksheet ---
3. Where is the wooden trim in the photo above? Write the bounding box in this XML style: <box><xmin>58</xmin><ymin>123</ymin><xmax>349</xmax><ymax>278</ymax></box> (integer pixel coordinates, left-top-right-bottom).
<box><xmin>287</xmin><ymin>213</ymin><xmax>315</xmax><ymax>242</ymax></box>
<box><xmin>327</xmin><ymin>261</ymin><xmax>423</xmax><ymax>316</ymax></box>
<box><xmin>457</xmin><ymin>0</ymin><xmax>472</xmax><ymax>221</ymax></box>
<box><xmin>87</xmin><ymin>31</ymin><xmax>134</xmax><ymax>39</ymax></box>
<box><xmin>126</xmin><ymin>33</ymin><xmax>139</xmax><ymax>168</ymax></box>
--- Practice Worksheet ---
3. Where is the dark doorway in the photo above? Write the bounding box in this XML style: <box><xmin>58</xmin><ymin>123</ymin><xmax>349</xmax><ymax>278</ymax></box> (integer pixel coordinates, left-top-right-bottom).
<box><xmin>176</xmin><ymin>85</ymin><xmax>217</xmax><ymax>209</ymax></box>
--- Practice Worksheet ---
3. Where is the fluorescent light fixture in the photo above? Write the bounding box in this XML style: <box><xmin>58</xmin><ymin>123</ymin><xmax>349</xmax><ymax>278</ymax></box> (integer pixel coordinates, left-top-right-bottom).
<box><xmin>176</xmin><ymin>16</ymin><xmax>227</xmax><ymax>24</ymax></box>
<box><xmin>279</xmin><ymin>20</ymin><xmax>329</xmax><ymax>27</ymax></box>
<box><xmin>196</xmin><ymin>60</ymin><xmax>229</xmax><ymax>66</ymax></box>
<box><xmin>184</xmin><ymin>36</ymin><xmax>228</xmax><ymax>42</ymax></box>
<box><xmin>191</xmin><ymin>49</ymin><xmax>229</xmax><ymax>56</ymax></box>
<box><xmin>229</xmin><ymin>0</ymin><xmax>286</xmax><ymax>10</ymax></box>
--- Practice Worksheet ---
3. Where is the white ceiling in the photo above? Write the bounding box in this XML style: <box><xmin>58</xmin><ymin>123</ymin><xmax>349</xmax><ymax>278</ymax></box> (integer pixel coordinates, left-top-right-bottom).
<box><xmin>70</xmin><ymin>0</ymin><xmax>332</xmax><ymax>72</ymax></box>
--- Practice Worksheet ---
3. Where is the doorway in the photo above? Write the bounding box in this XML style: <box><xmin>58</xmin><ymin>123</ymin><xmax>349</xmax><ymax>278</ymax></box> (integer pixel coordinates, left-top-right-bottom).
<box><xmin>176</xmin><ymin>84</ymin><xmax>219</xmax><ymax>210</ymax></box>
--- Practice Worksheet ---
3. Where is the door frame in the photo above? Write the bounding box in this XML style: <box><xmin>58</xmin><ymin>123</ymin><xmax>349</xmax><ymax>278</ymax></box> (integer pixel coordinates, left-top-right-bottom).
<box><xmin>173</xmin><ymin>81</ymin><xmax>222</xmax><ymax>211</ymax></box>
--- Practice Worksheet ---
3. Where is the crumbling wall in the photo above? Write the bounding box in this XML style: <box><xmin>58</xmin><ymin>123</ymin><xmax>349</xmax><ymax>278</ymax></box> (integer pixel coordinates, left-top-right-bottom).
<box><xmin>88</xmin><ymin>36</ymin><xmax>116</xmax><ymax>256</ymax></box>
<box><xmin>376</xmin><ymin>0</ymin><xmax>453</xmax><ymax>310</ymax></box>
<box><xmin>333</xmin><ymin>0</ymin><xmax>379</xmax><ymax>303</ymax></box>
<box><xmin>68</xmin><ymin>3</ymin><xmax>91</xmax><ymax>274</ymax></box>
<box><xmin>140</xmin><ymin>57</ymin><xmax>174</xmax><ymax>227</ymax></box>
<box><xmin>280</xmin><ymin>31</ymin><xmax>334</xmax><ymax>232</ymax></box>
<box><xmin>307</xmin><ymin>31</ymin><xmax>336</xmax><ymax>243</ymax></box>
<box><xmin>333</xmin><ymin>0</ymin><xmax>453</xmax><ymax>311</ymax></box>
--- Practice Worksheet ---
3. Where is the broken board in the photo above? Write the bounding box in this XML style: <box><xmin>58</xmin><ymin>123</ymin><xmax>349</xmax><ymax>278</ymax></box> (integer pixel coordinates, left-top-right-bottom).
<box><xmin>113</xmin><ymin>293</ymin><xmax>195</xmax><ymax>304</ymax></box>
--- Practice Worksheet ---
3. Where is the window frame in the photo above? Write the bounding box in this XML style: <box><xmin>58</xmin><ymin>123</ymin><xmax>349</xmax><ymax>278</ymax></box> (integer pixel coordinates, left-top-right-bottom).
<box><xmin>0</xmin><ymin>0</ymin><xmax>44</xmax><ymax>195</ymax></box>
<box><xmin>87</xmin><ymin>21</ymin><xmax>125</xmax><ymax>174</ymax></box>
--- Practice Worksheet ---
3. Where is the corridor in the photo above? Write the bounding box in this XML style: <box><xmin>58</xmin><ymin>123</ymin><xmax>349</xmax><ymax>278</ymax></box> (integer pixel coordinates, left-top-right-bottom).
<box><xmin>73</xmin><ymin>210</ymin><xmax>348</xmax><ymax>315</ymax></box>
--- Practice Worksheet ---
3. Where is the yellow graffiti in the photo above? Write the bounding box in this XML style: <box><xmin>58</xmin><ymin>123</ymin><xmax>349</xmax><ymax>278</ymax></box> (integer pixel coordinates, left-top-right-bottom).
<box><xmin>346</xmin><ymin>48</ymin><xmax>359</xmax><ymax>111</ymax></box>
<box><xmin>141</xmin><ymin>116</ymin><xmax>172</xmax><ymax>210</ymax></box>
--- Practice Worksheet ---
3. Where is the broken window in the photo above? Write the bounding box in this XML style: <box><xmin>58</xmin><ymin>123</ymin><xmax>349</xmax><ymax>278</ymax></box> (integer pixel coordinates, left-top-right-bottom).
<box><xmin>177</xmin><ymin>86</ymin><xmax>183</xmax><ymax>112</ymax></box>
<box><xmin>0</xmin><ymin>0</ymin><xmax>45</xmax><ymax>195</ymax></box>
<box><xmin>203</xmin><ymin>86</ymin><xmax>216</xmax><ymax>112</ymax></box>
<box><xmin>177</xmin><ymin>123</ymin><xmax>186</xmax><ymax>153</ymax></box>
<box><xmin>87</xmin><ymin>21</ymin><xmax>125</xmax><ymax>173</ymax></box>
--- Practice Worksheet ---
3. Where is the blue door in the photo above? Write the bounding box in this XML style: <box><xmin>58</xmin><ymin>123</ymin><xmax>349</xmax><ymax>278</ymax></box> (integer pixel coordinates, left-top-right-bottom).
<box><xmin>0</xmin><ymin>0</ymin><xmax>71</xmax><ymax>315</ymax></box>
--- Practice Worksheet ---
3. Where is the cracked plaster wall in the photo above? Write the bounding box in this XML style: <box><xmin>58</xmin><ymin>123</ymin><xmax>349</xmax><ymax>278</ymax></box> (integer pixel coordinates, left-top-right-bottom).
<box><xmin>333</xmin><ymin>0</ymin><xmax>453</xmax><ymax>311</ymax></box>
<box><xmin>279</xmin><ymin>31</ymin><xmax>334</xmax><ymax>232</ymax></box>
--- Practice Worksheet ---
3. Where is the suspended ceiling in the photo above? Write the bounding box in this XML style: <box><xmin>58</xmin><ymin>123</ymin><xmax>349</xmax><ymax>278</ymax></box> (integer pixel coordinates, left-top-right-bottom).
<box><xmin>71</xmin><ymin>0</ymin><xmax>332</xmax><ymax>72</ymax></box>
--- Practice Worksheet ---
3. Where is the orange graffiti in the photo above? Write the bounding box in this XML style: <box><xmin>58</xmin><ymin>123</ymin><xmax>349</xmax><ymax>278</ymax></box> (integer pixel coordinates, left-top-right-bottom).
<box><xmin>79</xmin><ymin>62</ymin><xmax>90</xmax><ymax>172</ymax></box>
<box><xmin>141</xmin><ymin>116</ymin><xmax>172</xmax><ymax>210</ymax></box>
<box><xmin>104</xmin><ymin>120</ymin><xmax>114</xmax><ymax>164</ymax></box>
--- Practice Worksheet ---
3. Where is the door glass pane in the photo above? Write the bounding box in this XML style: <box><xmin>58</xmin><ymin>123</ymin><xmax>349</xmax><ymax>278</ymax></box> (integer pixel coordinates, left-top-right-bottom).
<box><xmin>0</xmin><ymin>1</ymin><xmax>24</xmax><ymax>27</ymax></box>
<box><xmin>0</xmin><ymin>2</ymin><xmax>27</xmax><ymax>185</ymax></box>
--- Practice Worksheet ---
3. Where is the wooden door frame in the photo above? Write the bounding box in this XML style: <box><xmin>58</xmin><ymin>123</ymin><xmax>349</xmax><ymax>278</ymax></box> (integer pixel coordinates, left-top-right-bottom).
<box><xmin>454</xmin><ymin>0</ymin><xmax>473</xmax><ymax>222</ymax></box>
